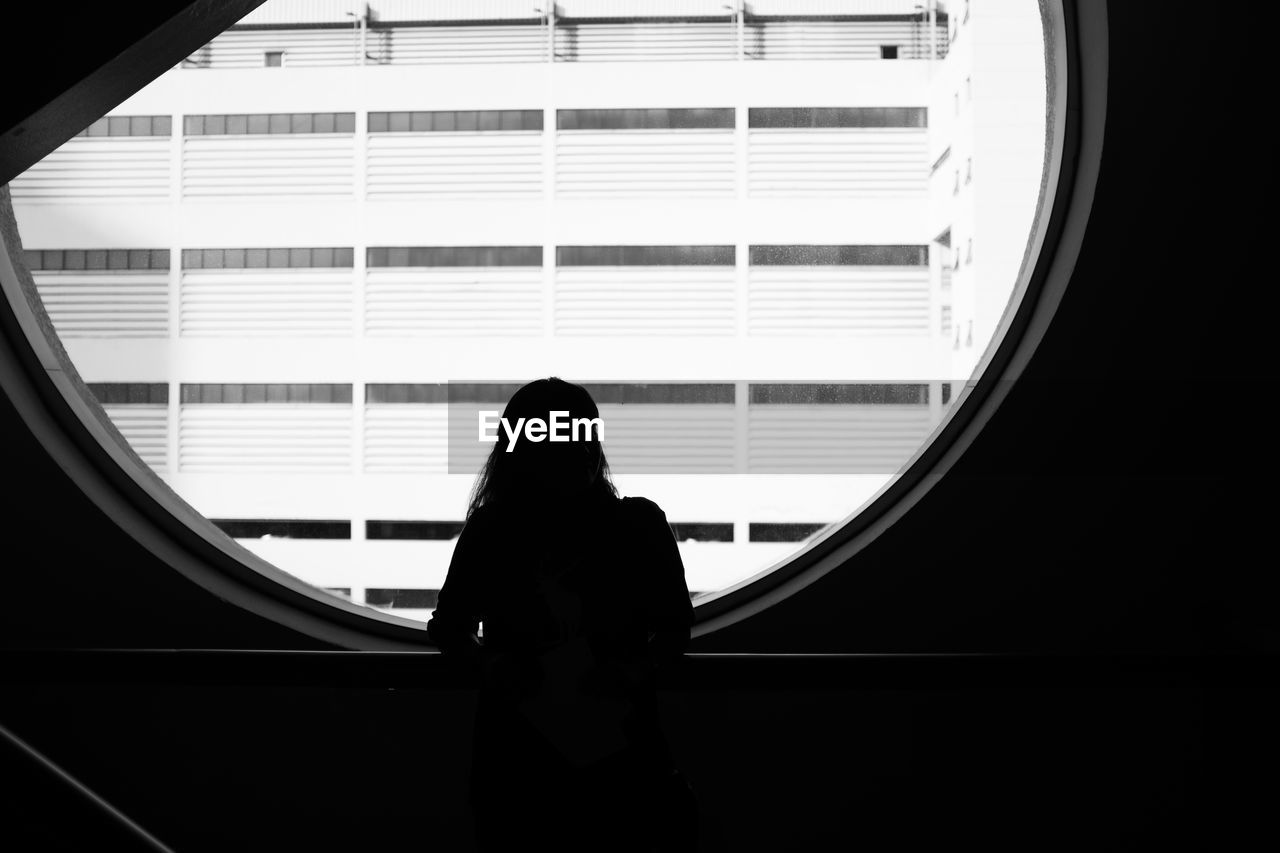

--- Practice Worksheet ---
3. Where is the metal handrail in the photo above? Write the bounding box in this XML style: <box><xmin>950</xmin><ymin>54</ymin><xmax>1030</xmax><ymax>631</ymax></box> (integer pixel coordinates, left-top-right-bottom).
<box><xmin>0</xmin><ymin>721</ymin><xmax>176</xmax><ymax>853</ymax></box>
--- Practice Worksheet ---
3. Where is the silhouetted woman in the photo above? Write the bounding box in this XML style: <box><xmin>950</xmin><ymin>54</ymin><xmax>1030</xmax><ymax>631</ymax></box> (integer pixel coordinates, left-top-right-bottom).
<box><xmin>426</xmin><ymin>377</ymin><xmax>697</xmax><ymax>853</ymax></box>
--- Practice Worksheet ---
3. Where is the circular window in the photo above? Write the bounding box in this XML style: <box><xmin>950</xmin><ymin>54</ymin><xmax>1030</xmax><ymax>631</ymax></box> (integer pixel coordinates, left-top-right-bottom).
<box><xmin>0</xmin><ymin>0</ymin><xmax>1092</xmax><ymax>646</ymax></box>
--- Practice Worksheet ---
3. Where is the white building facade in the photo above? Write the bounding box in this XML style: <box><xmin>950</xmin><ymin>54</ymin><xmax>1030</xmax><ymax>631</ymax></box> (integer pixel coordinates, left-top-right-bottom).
<box><xmin>9</xmin><ymin>0</ymin><xmax>1045</xmax><ymax>622</ymax></box>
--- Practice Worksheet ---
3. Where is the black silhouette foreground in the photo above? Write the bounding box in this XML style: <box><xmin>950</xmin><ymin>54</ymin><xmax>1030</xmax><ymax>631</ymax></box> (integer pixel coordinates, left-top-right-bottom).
<box><xmin>427</xmin><ymin>378</ymin><xmax>698</xmax><ymax>852</ymax></box>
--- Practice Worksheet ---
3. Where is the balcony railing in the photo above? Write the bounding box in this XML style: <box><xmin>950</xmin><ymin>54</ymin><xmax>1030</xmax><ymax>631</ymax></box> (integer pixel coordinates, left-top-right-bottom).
<box><xmin>182</xmin><ymin>14</ymin><xmax>950</xmax><ymax>68</ymax></box>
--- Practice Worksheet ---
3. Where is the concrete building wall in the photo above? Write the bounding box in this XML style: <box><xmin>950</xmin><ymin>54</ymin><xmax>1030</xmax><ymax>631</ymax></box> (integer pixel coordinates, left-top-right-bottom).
<box><xmin>9</xmin><ymin>2</ymin><xmax>1045</xmax><ymax>620</ymax></box>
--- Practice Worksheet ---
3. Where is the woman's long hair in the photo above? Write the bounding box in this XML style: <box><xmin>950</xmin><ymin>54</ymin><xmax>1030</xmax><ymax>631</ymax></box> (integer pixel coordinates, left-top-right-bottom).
<box><xmin>466</xmin><ymin>377</ymin><xmax>618</xmax><ymax>519</ymax></box>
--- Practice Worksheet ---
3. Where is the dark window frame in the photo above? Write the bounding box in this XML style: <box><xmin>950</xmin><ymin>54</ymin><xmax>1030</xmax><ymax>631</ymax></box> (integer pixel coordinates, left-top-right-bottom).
<box><xmin>365</xmin><ymin>589</ymin><xmax>440</xmax><ymax>609</ymax></box>
<box><xmin>180</xmin><ymin>384</ymin><xmax>354</xmax><ymax>405</ymax></box>
<box><xmin>368</xmin><ymin>110</ymin><xmax>543</xmax><ymax>133</ymax></box>
<box><xmin>670</xmin><ymin>523</ymin><xmax>734</xmax><ymax>543</ymax></box>
<box><xmin>86</xmin><ymin>383</ymin><xmax>169</xmax><ymax>405</ymax></box>
<box><xmin>366</xmin><ymin>521</ymin><xmax>465</xmax><ymax>541</ymax></box>
<box><xmin>749</xmin><ymin>245</ymin><xmax>927</xmax><ymax>266</ymax></box>
<box><xmin>367</xmin><ymin>246</ymin><xmax>541</xmax><ymax>268</ymax></box>
<box><xmin>365</xmin><ymin>381</ymin><xmax>739</xmax><ymax>406</ymax></box>
<box><xmin>749</xmin><ymin>384</ymin><xmax>929</xmax><ymax>406</ymax></box>
<box><xmin>77</xmin><ymin>115</ymin><xmax>172</xmax><ymax>137</ymax></box>
<box><xmin>749</xmin><ymin>523</ymin><xmax>829</xmax><ymax>543</ymax></box>
<box><xmin>0</xmin><ymin>0</ymin><xmax>1093</xmax><ymax>650</ymax></box>
<box><xmin>212</xmin><ymin>520</ymin><xmax>351</xmax><ymax>540</ymax></box>
<box><xmin>748</xmin><ymin>107</ymin><xmax>926</xmax><ymax>129</ymax></box>
<box><xmin>181</xmin><ymin>248</ymin><xmax>354</xmax><ymax>270</ymax></box>
<box><xmin>24</xmin><ymin>249</ymin><xmax>169</xmax><ymax>272</ymax></box>
<box><xmin>557</xmin><ymin>246</ymin><xmax>735</xmax><ymax>267</ymax></box>
<box><xmin>557</xmin><ymin>108</ymin><xmax>734</xmax><ymax>131</ymax></box>
<box><xmin>183</xmin><ymin>112</ymin><xmax>356</xmax><ymax>136</ymax></box>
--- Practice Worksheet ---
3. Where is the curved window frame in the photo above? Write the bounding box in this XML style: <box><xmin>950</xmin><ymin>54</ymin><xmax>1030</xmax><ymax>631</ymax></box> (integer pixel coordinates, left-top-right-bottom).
<box><xmin>0</xmin><ymin>0</ymin><xmax>1106</xmax><ymax>650</ymax></box>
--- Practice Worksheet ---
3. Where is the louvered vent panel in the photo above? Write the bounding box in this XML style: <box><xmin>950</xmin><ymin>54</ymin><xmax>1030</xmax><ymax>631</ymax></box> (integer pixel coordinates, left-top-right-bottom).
<box><xmin>747</xmin><ymin>0</ymin><xmax>931</xmax><ymax>11</ymax></box>
<box><xmin>185</xmin><ymin>29</ymin><xmax>367</xmax><ymax>67</ymax></box>
<box><xmin>747</xmin><ymin>405</ymin><xmax>933</xmax><ymax>473</ymax></box>
<box><xmin>748</xmin><ymin>266</ymin><xmax>930</xmax><ymax>335</ymax></box>
<box><xmin>363</xmin><ymin>404</ymin><xmax>449</xmax><ymax>473</ymax></box>
<box><xmin>181</xmin><ymin>269</ymin><xmax>353</xmax><ymax>337</ymax></box>
<box><xmin>366</xmin><ymin>133</ymin><xmax>542</xmax><ymax>199</ymax></box>
<box><xmin>9</xmin><ymin>138</ymin><xmax>170</xmax><ymax>202</ymax></box>
<box><xmin>237</xmin><ymin>0</ymin><xmax>393</xmax><ymax>25</ymax></box>
<box><xmin>555</xmin><ymin>267</ymin><xmax>735</xmax><ymax>336</ymax></box>
<box><xmin>375</xmin><ymin>25</ymin><xmax>547</xmax><ymax>64</ymax></box>
<box><xmin>32</xmin><ymin>271</ymin><xmax>169</xmax><ymax>338</ymax></box>
<box><xmin>177</xmin><ymin>17</ymin><xmax>949</xmax><ymax>67</ymax></box>
<box><xmin>366</xmin><ymin>268</ymin><xmax>541</xmax><ymax>336</ymax></box>
<box><xmin>556</xmin><ymin>131</ymin><xmax>735</xmax><ymax>198</ymax></box>
<box><xmin>748</xmin><ymin>128</ymin><xmax>927</xmax><ymax>197</ymax></box>
<box><xmin>102</xmin><ymin>404</ymin><xmax>169</xmax><ymax>473</ymax></box>
<box><xmin>745</xmin><ymin>20</ymin><xmax>946</xmax><ymax>60</ymax></box>
<box><xmin>444</xmin><ymin>402</ymin><xmax>738</xmax><ymax>475</ymax></box>
<box><xmin>182</xmin><ymin>136</ymin><xmax>354</xmax><ymax>199</ymax></box>
<box><xmin>598</xmin><ymin>404</ymin><xmax>737</xmax><ymax>473</ymax></box>
<box><xmin>371</xmin><ymin>0</ymin><xmax>546</xmax><ymax>21</ymax></box>
<box><xmin>447</xmin><ymin>403</ymin><xmax>506</xmax><ymax>475</ymax></box>
<box><xmin>179</xmin><ymin>404</ymin><xmax>353</xmax><ymax>473</ymax></box>
<box><xmin>554</xmin><ymin>22</ymin><xmax>736</xmax><ymax>62</ymax></box>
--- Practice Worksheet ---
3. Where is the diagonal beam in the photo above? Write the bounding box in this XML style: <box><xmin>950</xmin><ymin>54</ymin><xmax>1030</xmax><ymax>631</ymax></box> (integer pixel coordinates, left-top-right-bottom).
<box><xmin>0</xmin><ymin>0</ymin><xmax>267</xmax><ymax>183</ymax></box>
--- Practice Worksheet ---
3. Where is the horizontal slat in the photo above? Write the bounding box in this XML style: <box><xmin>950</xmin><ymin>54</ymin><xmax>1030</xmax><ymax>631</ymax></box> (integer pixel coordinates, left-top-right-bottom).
<box><xmin>556</xmin><ymin>130</ymin><xmax>734</xmax><ymax>198</ymax></box>
<box><xmin>363</xmin><ymin>405</ymin><xmax>449</xmax><ymax>473</ymax></box>
<box><xmin>445</xmin><ymin>403</ymin><xmax>504</xmax><ymax>475</ymax></box>
<box><xmin>429</xmin><ymin>402</ymin><xmax>739</xmax><ymax>474</ymax></box>
<box><xmin>374</xmin><ymin>25</ymin><xmax>546</xmax><ymax>65</ymax></box>
<box><xmin>748</xmin><ymin>128</ymin><xmax>927</xmax><ymax>197</ymax></box>
<box><xmin>182</xmin><ymin>136</ymin><xmax>354</xmax><ymax>199</ymax></box>
<box><xmin>102</xmin><ymin>404</ymin><xmax>170</xmax><ymax>473</ymax></box>
<box><xmin>747</xmin><ymin>404</ymin><xmax>932</xmax><ymax>473</ymax></box>
<box><xmin>366</xmin><ymin>268</ymin><xmax>542</xmax><ymax>336</ymax></box>
<box><xmin>598</xmin><ymin>404</ymin><xmax>737</xmax><ymax>473</ymax></box>
<box><xmin>366</xmin><ymin>134</ymin><xmax>542</xmax><ymax>199</ymax></box>
<box><xmin>555</xmin><ymin>22</ymin><xmax>737</xmax><ymax>62</ymax></box>
<box><xmin>179</xmin><ymin>405</ymin><xmax>353</xmax><ymax>473</ymax></box>
<box><xmin>182</xmin><ymin>16</ymin><xmax>947</xmax><ymax>68</ymax></box>
<box><xmin>32</xmin><ymin>271</ymin><xmax>169</xmax><ymax>338</ymax></box>
<box><xmin>9</xmin><ymin>138</ymin><xmax>170</xmax><ymax>202</ymax></box>
<box><xmin>555</xmin><ymin>267</ymin><xmax>735</xmax><ymax>335</ymax></box>
<box><xmin>235</xmin><ymin>0</ymin><xmax>932</xmax><ymax>25</ymax></box>
<box><xmin>559</xmin><ymin>0</ymin><xmax>730</xmax><ymax>17</ymax></box>
<box><xmin>745</xmin><ymin>20</ymin><xmax>947</xmax><ymax>61</ymax></box>
<box><xmin>186</xmin><ymin>29</ymin><xmax>370</xmax><ymax>68</ymax></box>
<box><xmin>181</xmin><ymin>270</ymin><xmax>353</xmax><ymax>336</ymax></box>
<box><xmin>748</xmin><ymin>266</ymin><xmax>930</xmax><ymax>335</ymax></box>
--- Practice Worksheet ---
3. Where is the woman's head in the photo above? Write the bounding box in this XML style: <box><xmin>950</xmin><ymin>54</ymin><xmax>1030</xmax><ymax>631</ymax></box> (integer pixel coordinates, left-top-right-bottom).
<box><xmin>466</xmin><ymin>377</ymin><xmax>618</xmax><ymax>518</ymax></box>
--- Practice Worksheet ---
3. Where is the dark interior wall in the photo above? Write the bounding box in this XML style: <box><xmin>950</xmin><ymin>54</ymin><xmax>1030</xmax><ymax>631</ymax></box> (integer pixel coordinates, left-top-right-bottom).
<box><xmin>0</xmin><ymin>3</ymin><xmax>1271</xmax><ymax>654</ymax></box>
<box><xmin>701</xmin><ymin>2</ymin><xmax>1272</xmax><ymax>653</ymax></box>
<box><xmin>5</xmin><ymin>677</ymin><xmax>1261</xmax><ymax>852</ymax></box>
<box><xmin>1</xmin><ymin>3</ymin><xmax>1275</xmax><ymax>850</ymax></box>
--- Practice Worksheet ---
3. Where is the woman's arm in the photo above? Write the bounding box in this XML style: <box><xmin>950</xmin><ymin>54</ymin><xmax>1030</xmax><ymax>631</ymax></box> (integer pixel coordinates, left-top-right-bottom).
<box><xmin>426</xmin><ymin>512</ymin><xmax>487</xmax><ymax>673</ymax></box>
<box><xmin>427</xmin><ymin>509</ymin><xmax>539</xmax><ymax>697</ymax></box>
<box><xmin>636</xmin><ymin>499</ymin><xmax>696</xmax><ymax>670</ymax></box>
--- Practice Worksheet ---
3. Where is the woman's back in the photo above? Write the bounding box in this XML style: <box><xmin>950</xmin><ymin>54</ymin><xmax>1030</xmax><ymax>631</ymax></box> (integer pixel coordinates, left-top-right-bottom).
<box><xmin>462</xmin><ymin>494</ymin><xmax>687</xmax><ymax>652</ymax></box>
<box><xmin>427</xmin><ymin>491</ymin><xmax>697</xmax><ymax>851</ymax></box>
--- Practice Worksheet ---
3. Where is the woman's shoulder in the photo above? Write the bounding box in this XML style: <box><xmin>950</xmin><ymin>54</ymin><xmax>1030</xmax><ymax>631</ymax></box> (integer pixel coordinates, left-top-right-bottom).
<box><xmin>617</xmin><ymin>495</ymin><xmax>670</xmax><ymax>524</ymax></box>
<box><xmin>461</xmin><ymin>502</ymin><xmax>501</xmax><ymax>534</ymax></box>
<box><xmin>619</xmin><ymin>495</ymin><xmax>662</xmax><ymax>511</ymax></box>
